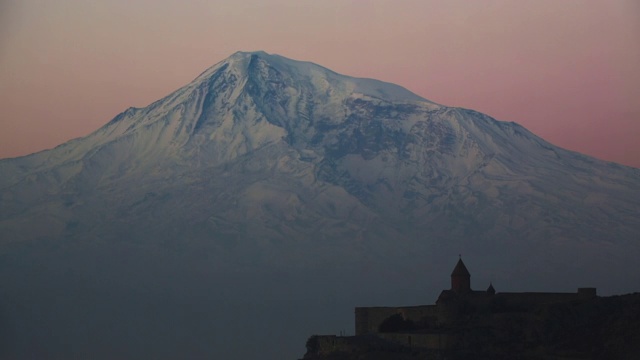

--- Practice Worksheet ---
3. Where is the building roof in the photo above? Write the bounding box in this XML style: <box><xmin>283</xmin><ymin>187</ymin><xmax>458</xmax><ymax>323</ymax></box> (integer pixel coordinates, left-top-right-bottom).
<box><xmin>451</xmin><ymin>258</ymin><xmax>471</xmax><ymax>277</ymax></box>
<box><xmin>487</xmin><ymin>282</ymin><xmax>496</xmax><ymax>294</ymax></box>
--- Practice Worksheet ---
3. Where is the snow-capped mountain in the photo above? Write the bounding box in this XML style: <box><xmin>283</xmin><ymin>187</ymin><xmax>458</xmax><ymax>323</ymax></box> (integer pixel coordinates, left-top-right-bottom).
<box><xmin>1</xmin><ymin>51</ymin><xmax>639</xmax><ymax>359</ymax></box>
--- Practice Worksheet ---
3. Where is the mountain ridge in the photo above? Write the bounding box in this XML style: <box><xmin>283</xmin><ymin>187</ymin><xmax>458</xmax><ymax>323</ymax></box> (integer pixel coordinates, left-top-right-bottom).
<box><xmin>1</xmin><ymin>51</ymin><xmax>639</xmax><ymax>284</ymax></box>
<box><xmin>0</xmin><ymin>51</ymin><xmax>639</xmax><ymax>360</ymax></box>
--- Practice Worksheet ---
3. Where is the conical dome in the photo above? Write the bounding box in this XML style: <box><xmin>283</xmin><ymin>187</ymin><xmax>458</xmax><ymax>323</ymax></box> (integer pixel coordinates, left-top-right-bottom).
<box><xmin>451</xmin><ymin>258</ymin><xmax>470</xmax><ymax>277</ymax></box>
<box><xmin>451</xmin><ymin>257</ymin><xmax>471</xmax><ymax>293</ymax></box>
<box><xmin>487</xmin><ymin>282</ymin><xmax>496</xmax><ymax>295</ymax></box>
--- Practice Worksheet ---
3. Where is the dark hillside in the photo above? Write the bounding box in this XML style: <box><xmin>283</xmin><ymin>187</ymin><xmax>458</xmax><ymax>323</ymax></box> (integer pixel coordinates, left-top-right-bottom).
<box><xmin>303</xmin><ymin>293</ymin><xmax>640</xmax><ymax>360</ymax></box>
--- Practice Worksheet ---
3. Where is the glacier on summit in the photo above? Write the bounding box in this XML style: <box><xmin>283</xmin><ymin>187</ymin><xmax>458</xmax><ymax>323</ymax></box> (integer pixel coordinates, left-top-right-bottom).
<box><xmin>0</xmin><ymin>51</ymin><xmax>639</xmax><ymax>359</ymax></box>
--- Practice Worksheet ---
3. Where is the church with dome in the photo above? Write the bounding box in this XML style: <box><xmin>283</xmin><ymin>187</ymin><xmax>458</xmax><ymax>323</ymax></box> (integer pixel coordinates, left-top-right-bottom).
<box><xmin>354</xmin><ymin>257</ymin><xmax>596</xmax><ymax>337</ymax></box>
<box><xmin>307</xmin><ymin>257</ymin><xmax>597</xmax><ymax>355</ymax></box>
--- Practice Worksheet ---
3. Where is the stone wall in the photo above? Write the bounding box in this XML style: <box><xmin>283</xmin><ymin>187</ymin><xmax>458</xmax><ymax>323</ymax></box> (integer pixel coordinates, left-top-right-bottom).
<box><xmin>495</xmin><ymin>289</ymin><xmax>596</xmax><ymax>310</ymax></box>
<box><xmin>396</xmin><ymin>305</ymin><xmax>439</xmax><ymax>323</ymax></box>
<box><xmin>378</xmin><ymin>332</ymin><xmax>454</xmax><ymax>350</ymax></box>
<box><xmin>355</xmin><ymin>305</ymin><xmax>440</xmax><ymax>335</ymax></box>
<box><xmin>355</xmin><ymin>289</ymin><xmax>597</xmax><ymax>336</ymax></box>
<box><xmin>306</xmin><ymin>335</ymin><xmax>354</xmax><ymax>355</ymax></box>
<box><xmin>355</xmin><ymin>307</ymin><xmax>397</xmax><ymax>335</ymax></box>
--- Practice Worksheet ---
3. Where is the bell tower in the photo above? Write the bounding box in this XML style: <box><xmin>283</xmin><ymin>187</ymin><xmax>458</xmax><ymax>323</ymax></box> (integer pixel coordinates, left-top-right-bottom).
<box><xmin>451</xmin><ymin>256</ymin><xmax>471</xmax><ymax>293</ymax></box>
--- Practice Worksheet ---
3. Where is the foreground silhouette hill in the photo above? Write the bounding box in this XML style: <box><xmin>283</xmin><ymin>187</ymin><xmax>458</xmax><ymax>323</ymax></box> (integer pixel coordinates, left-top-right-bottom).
<box><xmin>303</xmin><ymin>292</ymin><xmax>640</xmax><ymax>360</ymax></box>
<box><xmin>304</xmin><ymin>259</ymin><xmax>640</xmax><ymax>359</ymax></box>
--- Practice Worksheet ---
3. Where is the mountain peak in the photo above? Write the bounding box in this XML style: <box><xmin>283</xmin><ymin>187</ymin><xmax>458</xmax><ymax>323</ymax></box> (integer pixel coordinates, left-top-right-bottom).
<box><xmin>1</xmin><ymin>49</ymin><xmax>640</xmax><ymax>360</ymax></box>
<box><xmin>191</xmin><ymin>51</ymin><xmax>431</xmax><ymax>105</ymax></box>
<box><xmin>230</xmin><ymin>50</ymin><xmax>270</xmax><ymax>58</ymax></box>
<box><xmin>192</xmin><ymin>50</ymin><xmax>282</xmax><ymax>82</ymax></box>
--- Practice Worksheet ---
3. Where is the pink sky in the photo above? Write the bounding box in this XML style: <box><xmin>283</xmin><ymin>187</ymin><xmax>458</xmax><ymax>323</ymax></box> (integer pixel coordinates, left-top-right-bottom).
<box><xmin>1</xmin><ymin>0</ymin><xmax>639</xmax><ymax>167</ymax></box>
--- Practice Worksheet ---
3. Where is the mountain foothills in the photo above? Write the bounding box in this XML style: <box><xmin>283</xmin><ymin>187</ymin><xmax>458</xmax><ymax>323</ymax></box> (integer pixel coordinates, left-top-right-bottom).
<box><xmin>1</xmin><ymin>51</ymin><xmax>639</xmax><ymax>359</ymax></box>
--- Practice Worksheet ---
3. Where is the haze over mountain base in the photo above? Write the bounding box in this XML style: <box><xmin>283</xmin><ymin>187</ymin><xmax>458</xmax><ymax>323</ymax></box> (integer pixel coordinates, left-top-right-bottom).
<box><xmin>1</xmin><ymin>52</ymin><xmax>639</xmax><ymax>359</ymax></box>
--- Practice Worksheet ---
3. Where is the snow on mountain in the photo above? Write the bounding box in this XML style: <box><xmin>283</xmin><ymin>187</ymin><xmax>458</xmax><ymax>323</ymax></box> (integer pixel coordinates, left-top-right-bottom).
<box><xmin>0</xmin><ymin>51</ymin><xmax>639</xmax><ymax>359</ymax></box>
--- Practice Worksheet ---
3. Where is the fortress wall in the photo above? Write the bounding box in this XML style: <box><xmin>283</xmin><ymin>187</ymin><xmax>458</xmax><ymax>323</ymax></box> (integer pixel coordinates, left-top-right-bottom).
<box><xmin>355</xmin><ymin>305</ymin><xmax>440</xmax><ymax>335</ymax></box>
<box><xmin>379</xmin><ymin>332</ymin><xmax>453</xmax><ymax>350</ymax></box>
<box><xmin>397</xmin><ymin>305</ymin><xmax>439</xmax><ymax>324</ymax></box>
<box><xmin>496</xmin><ymin>290</ymin><xmax>594</xmax><ymax>309</ymax></box>
<box><xmin>354</xmin><ymin>290</ymin><xmax>596</xmax><ymax>337</ymax></box>
<box><xmin>309</xmin><ymin>335</ymin><xmax>354</xmax><ymax>355</ymax></box>
<box><xmin>355</xmin><ymin>307</ymin><xmax>397</xmax><ymax>335</ymax></box>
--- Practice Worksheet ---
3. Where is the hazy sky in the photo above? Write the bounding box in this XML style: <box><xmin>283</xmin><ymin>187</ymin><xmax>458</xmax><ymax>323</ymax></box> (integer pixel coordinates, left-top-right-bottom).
<box><xmin>1</xmin><ymin>0</ymin><xmax>639</xmax><ymax>167</ymax></box>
